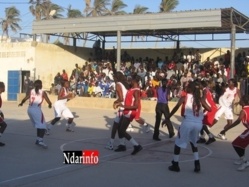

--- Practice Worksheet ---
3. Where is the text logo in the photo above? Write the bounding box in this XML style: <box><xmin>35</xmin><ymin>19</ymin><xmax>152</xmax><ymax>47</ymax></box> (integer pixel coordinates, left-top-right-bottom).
<box><xmin>63</xmin><ymin>150</ymin><xmax>99</xmax><ymax>165</ymax></box>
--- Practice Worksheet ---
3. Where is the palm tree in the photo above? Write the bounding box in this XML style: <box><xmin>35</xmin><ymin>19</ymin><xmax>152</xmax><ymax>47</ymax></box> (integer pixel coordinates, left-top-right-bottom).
<box><xmin>87</xmin><ymin>0</ymin><xmax>110</xmax><ymax>17</ymax></box>
<box><xmin>131</xmin><ymin>5</ymin><xmax>148</xmax><ymax>43</ymax></box>
<box><xmin>106</xmin><ymin>0</ymin><xmax>127</xmax><ymax>16</ymax></box>
<box><xmin>1</xmin><ymin>6</ymin><xmax>21</xmax><ymax>41</ymax></box>
<box><xmin>133</xmin><ymin>5</ymin><xmax>148</xmax><ymax>14</ymax></box>
<box><xmin>63</xmin><ymin>5</ymin><xmax>83</xmax><ymax>45</ymax></box>
<box><xmin>160</xmin><ymin>0</ymin><xmax>179</xmax><ymax>12</ymax></box>
<box><xmin>29</xmin><ymin>0</ymin><xmax>64</xmax><ymax>42</ymax></box>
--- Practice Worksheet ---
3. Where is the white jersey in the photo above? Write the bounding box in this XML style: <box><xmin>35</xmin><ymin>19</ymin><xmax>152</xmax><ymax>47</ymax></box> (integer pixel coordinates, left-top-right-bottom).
<box><xmin>29</xmin><ymin>89</ymin><xmax>44</xmax><ymax>107</ymax></box>
<box><xmin>55</xmin><ymin>87</ymin><xmax>68</xmax><ymax>105</ymax></box>
<box><xmin>219</xmin><ymin>87</ymin><xmax>237</xmax><ymax>108</ymax></box>
<box><xmin>116</xmin><ymin>82</ymin><xmax>127</xmax><ymax>110</ymax></box>
<box><xmin>182</xmin><ymin>93</ymin><xmax>203</xmax><ymax>121</ymax></box>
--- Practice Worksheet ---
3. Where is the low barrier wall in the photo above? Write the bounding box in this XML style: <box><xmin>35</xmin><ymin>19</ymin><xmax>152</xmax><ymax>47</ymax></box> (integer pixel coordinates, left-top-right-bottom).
<box><xmin>17</xmin><ymin>93</ymin><xmax>181</xmax><ymax>115</ymax></box>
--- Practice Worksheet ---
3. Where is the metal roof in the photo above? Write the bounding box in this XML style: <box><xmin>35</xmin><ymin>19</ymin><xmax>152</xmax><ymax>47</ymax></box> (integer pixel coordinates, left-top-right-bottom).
<box><xmin>32</xmin><ymin>7</ymin><xmax>249</xmax><ymax>41</ymax></box>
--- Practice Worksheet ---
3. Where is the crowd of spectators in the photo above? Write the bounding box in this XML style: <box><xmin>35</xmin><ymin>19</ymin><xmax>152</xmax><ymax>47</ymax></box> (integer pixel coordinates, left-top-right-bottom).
<box><xmin>50</xmin><ymin>49</ymin><xmax>249</xmax><ymax>102</ymax></box>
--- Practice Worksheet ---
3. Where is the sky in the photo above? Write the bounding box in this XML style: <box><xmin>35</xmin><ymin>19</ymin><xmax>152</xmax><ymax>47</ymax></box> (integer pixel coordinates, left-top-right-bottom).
<box><xmin>0</xmin><ymin>0</ymin><xmax>249</xmax><ymax>48</ymax></box>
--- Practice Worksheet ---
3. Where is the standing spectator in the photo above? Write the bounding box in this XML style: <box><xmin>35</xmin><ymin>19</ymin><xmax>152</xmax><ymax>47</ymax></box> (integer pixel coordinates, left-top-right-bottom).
<box><xmin>54</xmin><ymin>72</ymin><xmax>62</xmax><ymax>86</ymax></box>
<box><xmin>61</xmin><ymin>69</ymin><xmax>68</xmax><ymax>81</ymax></box>
<box><xmin>24</xmin><ymin>74</ymin><xmax>33</xmax><ymax>94</ymax></box>
<box><xmin>154</xmin><ymin>79</ymin><xmax>175</xmax><ymax>141</ymax></box>
<box><xmin>71</xmin><ymin>64</ymin><xmax>82</xmax><ymax>92</ymax></box>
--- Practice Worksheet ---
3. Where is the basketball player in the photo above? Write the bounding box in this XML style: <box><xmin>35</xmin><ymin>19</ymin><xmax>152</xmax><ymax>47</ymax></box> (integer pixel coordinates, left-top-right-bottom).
<box><xmin>105</xmin><ymin>71</ymin><xmax>129</xmax><ymax>150</ymax></box>
<box><xmin>114</xmin><ymin>74</ymin><xmax>143</xmax><ymax>155</ymax></box>
<box><xmin>219</xmin><ymin>95</ymin><xmax>249</xmax><ymax>171</ymax></box>
<box><xmin>19</xmin><ymin>80</ymin><xmax>52</xmax><ymax>148</ymax></box>
<box><xmin>46</xmin><ymin>80</ymin><xmax>75</xmax><ymax>134</ymax></box>
<box><xmin>214</xmin><ymin>79</ymin><xmax>240</xmax><ymax>140</ymax></box>
<box><xmin>0</xmin><ymin>82</ymin><xmax>7</xmax><ymax>146</ymax></box>
<box><xmin>198</xmin><ymin>80</ymin><xmax>218</xmax><ymax>145</ymax></box>
<box><xmin>168</xmin><ymin>81</ymin><xmax>211</xmax><ymax>172</ymax></box>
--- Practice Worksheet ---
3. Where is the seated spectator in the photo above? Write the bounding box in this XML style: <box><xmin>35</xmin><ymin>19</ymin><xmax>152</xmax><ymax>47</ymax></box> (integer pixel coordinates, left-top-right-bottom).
<box><xmin>49</xmin><ymin>83</ymin><xmax>56</xmax><ymax>95</ymax></box>
<box><xmin>61</xmin><ymin>69</ymin><xmax>68</xmax><ymax>81</ymax></box>
<box><xmin>88</xmin><ymin>82</ymin><xmax>94</xmax><ymax>97</ymax></box>
<box><xmin>93</xmin><ymin>82</ymin><xmax>103</xmax><ymax>97</ymax></box>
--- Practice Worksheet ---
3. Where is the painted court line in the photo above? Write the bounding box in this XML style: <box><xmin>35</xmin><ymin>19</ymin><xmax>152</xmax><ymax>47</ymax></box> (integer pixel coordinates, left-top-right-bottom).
<box><xmin>0</xmin><ymin>137</ymin><xmax>213</xmax><ymax>185</ymax></box>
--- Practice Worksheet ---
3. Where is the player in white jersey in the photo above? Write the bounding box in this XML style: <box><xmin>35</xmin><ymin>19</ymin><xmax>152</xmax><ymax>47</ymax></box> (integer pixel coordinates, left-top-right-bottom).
<box><xmin>212</xmin><ymin>79</ymin><xmax>240</xmax><ymax>140</ymax></box>
<box><xmin>19</xmin><ymin>80</ymin><xmax>52</xmax><ymax>148</ymax></box>
<box><xmin>46</xmin><ymin>80</ymin><xmax>75</xmax><ymax>134</ymax></box>
<box><xmin>168</xmin><ymin>80</ymin><xmax>211</xmax><ymax>173</ymax></box>
<box><xmin>105</xmin><ymin>72</ymin><xmax>129</xmax><ymax>150</ymax></box>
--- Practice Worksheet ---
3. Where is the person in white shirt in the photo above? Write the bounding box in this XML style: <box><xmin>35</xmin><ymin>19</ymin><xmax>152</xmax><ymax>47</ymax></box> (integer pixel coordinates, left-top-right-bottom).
<box><xmin>212</xmin><ymin>79</ymin><xmax>241</xmax><ymax>140</ymax></box>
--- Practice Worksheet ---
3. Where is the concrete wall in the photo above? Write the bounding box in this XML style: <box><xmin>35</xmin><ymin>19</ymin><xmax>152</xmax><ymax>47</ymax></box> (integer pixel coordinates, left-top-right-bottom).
<box><xmin>17</xmin><ymin>93</ymin><xmax>180</xmax><ymax>115</ymax></box>
<box><xmin>0</xmin><ymin>42</ymin><xmax>36</xmax><ymax>100</ymax></box>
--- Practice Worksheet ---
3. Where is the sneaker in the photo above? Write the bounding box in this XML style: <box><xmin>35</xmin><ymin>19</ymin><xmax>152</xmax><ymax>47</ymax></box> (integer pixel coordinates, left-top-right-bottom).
<box><xmin>217</xmin><ymin>133</ymin><xmax>227</xmax><ymax>140</ymax></box>
<box><xmin>145</xmin><ymin>125</ymin><xmax>151</xmax><ymax>133</ymax></box>
<box><xmin>197</xmin><ymin>137</ymin><xmax>206</xmax><ymax>144</ymax></box>
<box><xmin>45</xmin><ymin>129</ymin><xmax>50</xmax><ymax>135</ymax></box>
<box><xmin>234</xmin><ymin>158</ymin><xmax>246</xmax><ymax>165</ymax></box>
<box><xmin>131</xmin><ymin>145</ymin><xmax>143</xmax><ymax>155</ymax></box>
<box><xmin>237</xmin><ymin>161</ymin><xmax>249</xmax><ymax>171</ymax></box>
<box><xmin>114</xmin><ymin>145</ymin><xmax>126</xmax><ymax>152</ymax></box>
<box><xmin>36</xmin><ymin>140</ymin><xmax>48</xmax><ymax>149</ymax></box>
<box><xmin>168</xmin><ymin>161</ymin><xmax>180</xmax><ymax>172</ymax></box>
<box><xmin>194</xmin><ymin>160</ymin><xmax>201</xmax><ymax>173</ymax></box>
<box><xmin>153</xmin><ymin>137</ymin><xmax>161</xmax><ymax>141</ymax></box>
<box><xmin>105</xmin><ymin>142</ymin><xmax>114</xmax><ymax>150</ymax></box>
<box><xmin>0</xmin><ymin>142</ymin><xmax>5</xmax><ymax>146</ymax></box>
<box><xmin>66</xmin><ymin>128</ymin><xmax>74</xmax><ymax>132</ymax></box>
<box><xmin>126</xmin><ymin>126</ymin><xmax>134</xmax><ymax>132</ymax></box>
<box><xmin>205</xmin><ymin>137</ymin><xmax>216</xmax><ymax>145</ymax></box>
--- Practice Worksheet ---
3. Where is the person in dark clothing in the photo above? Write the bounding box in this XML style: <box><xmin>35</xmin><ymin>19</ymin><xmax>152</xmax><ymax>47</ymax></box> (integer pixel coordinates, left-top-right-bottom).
<box><xmin>154</xmin><ymin>79</ymin><xmax>175</xmax><ymax>141</ymax></box>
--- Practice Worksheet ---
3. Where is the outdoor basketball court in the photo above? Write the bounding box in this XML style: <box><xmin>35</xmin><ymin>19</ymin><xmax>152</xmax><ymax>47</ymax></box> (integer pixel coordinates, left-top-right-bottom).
<box><xmin>0</xmin><ymin>102</ymin><xmax>248</xmax><ymax>187</ymax></box>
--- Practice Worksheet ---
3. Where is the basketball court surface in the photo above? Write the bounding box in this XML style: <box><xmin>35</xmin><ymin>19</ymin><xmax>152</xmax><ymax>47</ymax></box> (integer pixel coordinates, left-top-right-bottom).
<box><xmin>0</xmin><ymin>102</ymin><xmax>248</xmax><ymax>187</ymax></box>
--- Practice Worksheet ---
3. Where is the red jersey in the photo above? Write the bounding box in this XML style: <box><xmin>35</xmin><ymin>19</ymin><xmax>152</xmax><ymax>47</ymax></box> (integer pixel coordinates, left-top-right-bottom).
<box><xmin>123</xmin><ymin>88</ymin><xmax>140</xmax><ymax>121</ymax></box>
<box><xmin>0</xmin><ymin>94</ymin><xmax>2</xmax><ymax>108</ymax></box>
<box><xmin>204</xmin><ymin>88</ymin><xmax>217</xmax><ymax>109</ymax></box>
<box><xmin>242</xmin><ymin>106</ymin><xmax>249</xmax><ymax>129</ymax></box>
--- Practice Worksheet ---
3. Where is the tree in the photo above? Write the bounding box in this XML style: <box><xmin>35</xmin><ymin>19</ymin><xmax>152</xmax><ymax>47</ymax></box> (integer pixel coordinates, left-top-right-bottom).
<box><xmin>160</xmin><ymin>0</ymin><xmax>179</xmax><ymax>12</ymax></box>
<box><xmin>63</xmin><ymin>5</ymin><xmax>83</xmax><ymax>45</ymax></box>
<box><xmin>29</xmin><ymin>0</ymin><xmax>64</xmax><ymax>42</ymax></box>
<box><xmin>1</xmin><ymin>6</ymin><xmax>21</xmax><ymax>40</ymax></box>
<box><xmin>133</xmin><ymin>5</ymin><xmax>148</xmax><ymax>14</ymax></box>
<box><xmin>87</xmin><ymin>0</ymin><xmax>110</xmax><ymax>17</ymax></box>
<box><xmin>106</xmin><ymin>0</ymin><xmax>127</xmax><ymax>16</ymax></box>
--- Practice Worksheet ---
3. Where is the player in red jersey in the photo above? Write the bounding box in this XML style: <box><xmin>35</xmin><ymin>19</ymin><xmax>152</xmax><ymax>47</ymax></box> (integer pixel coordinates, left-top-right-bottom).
<box><xmin>219</xmin><ymin>95</ymin><xmax>249</xmax><ymax>171</ymax></box>
<box><xmin>114</xmin><ymin>74</ymin><xmax>143</xmax><ymax>155</ymax></box>
<box><xmin>198</xmin><ymin>80</ymin><xmax>218</xmax><ymax>145</ymax></box>
<box><xmin>0</xmin><ymin>82</ymin><xmax>7</xmax><ymax>146</ymax></box>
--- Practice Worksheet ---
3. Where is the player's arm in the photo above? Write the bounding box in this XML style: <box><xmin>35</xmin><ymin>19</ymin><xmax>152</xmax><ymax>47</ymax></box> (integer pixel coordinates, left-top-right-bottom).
<box><xmin>43</xmin><ymin>91</ymin><xmax>52</xmax><ymax>108</ymax></box>
<box><xmin>114</xmin><ymin>83</ymin><xmax>123</xmax><ymax>103</ymax></box>
<box><xmin>201</xmin><ymin>89</ymin><xmax>211</xmax><ymax>112</ymax></box>
<box><xmin>168</xmin><ymin>96</ymin><xmax>185</xmax><ymax>118</ymax></box>
<box><xmin>18</xmin><ymin>92</ymin><xmax>30</xmax><ymax>106</ymax></box>
<box><xmin>220</xmin><ymin>110</ymin><xmax>244</xmax><ymax>134</ymax></box>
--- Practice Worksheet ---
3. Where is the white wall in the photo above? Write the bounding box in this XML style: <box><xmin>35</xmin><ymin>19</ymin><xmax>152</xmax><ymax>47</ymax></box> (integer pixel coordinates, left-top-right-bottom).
<box><xmin>0</xmin><ymin>42</ymin><xmax>36</xmax><ymax>100</ymax></box>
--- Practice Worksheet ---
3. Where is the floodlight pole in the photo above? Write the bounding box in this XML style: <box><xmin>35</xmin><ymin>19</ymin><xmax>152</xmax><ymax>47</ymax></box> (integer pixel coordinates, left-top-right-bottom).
<box><xmin>230</xmin><ymin>24</ymin><xmax>236</xmax><ymax>79</ymax></box>
<box><xmin>117</xmin><ymin>30</ymin><xmax>121</xmax><ymax>71</ymax></box>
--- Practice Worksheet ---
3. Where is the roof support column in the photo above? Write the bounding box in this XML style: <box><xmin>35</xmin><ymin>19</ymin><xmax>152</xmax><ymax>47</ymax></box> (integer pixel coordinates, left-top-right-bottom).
<box><xmin>117</xmin><ymin>30</ymin><xmax>121</xmax><ymax>71</ymax></box>
<box><xmin>230</xmin><ymin>24</ymin><xmax>236</xmax><ymax>78</ymax></box>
